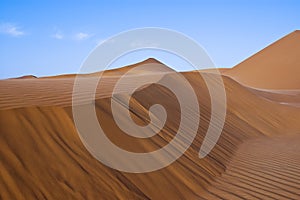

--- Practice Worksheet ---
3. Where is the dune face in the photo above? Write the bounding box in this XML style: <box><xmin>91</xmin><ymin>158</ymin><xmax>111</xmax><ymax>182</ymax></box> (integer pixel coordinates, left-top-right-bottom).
<box><xmin>1</xmin><ymin>32</ymin><xmax>300</xmax><ymax>199</ymax></box>
<box><xmin>224</xmin><ymin>30</ymin><xmax>300</xmax><ymax>90</ymax></box>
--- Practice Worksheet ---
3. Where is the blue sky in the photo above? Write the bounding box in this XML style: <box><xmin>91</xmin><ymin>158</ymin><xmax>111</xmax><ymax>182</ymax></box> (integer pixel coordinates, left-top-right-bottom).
<box><xmin>0</xmin><ymin>0</ymin><xmax>299</xmax><ymax>78</ymax></box>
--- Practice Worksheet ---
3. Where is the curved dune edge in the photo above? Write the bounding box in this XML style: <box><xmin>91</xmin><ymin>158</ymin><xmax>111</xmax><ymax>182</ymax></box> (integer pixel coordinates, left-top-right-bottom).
<box><xmin>224</xmin><ymin>30</ymin><xmax>300</xmax><ymax>90</ymax></box>
<box><xmin>1</xmin><ymin>62</ymin><xmax>300</xmax><ymax>199</ymax></box>
<box><xmin>245</xmin><ymin>87</ymin><xmax>300</xmax><ymax>107</ymax></box>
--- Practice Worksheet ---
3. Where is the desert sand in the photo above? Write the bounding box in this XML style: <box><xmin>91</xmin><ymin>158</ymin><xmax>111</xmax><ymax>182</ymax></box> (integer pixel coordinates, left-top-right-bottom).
<box><xmin>1</xmin><ymin>32</ymin><xmax>300</xmax><ymax>199</ymax></box>
<box><xmin>224</xmin><ymin>30</ymin><xmax>300</xmax><ymax>89</ymax></box>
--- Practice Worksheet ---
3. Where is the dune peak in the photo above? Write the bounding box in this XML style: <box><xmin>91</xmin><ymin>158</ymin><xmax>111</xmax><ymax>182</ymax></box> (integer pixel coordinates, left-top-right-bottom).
<box><xmin>139</xmin><ymin>58</ymin><xmax>164</xmax><ymax>64</ymax></box>
<box><xmin>15</xmin><ymin>75</ymin><xmax>37</xmax><ymax>79</ymax></box>
<box><xmin>294</xmin><ymin>30</ymin><xmax>300</xmax><ymax>33</ymax></box>
<box><xmin>225</xmin><ymin>30</ymin><xmax>300</xmax><ymax>89</ymax></box>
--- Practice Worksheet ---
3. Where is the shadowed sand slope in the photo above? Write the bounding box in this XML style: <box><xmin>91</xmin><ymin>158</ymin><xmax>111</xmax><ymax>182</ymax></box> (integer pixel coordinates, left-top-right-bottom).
<box><xmin>1</xmin><ymin>58</ymin><xmax>300</xmax><ymax>199</ymax></box>
<box><xmin>224</xmin><ymin>30</ymin><xmax>300</xmax><ymax>89</ymax></box>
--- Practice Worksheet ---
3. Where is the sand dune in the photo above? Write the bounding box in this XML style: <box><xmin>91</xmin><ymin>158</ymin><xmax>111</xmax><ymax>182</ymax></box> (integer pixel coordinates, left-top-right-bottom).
<box><xmin>224</xmin><ymin>30</ymin><xmax>300</xmax><ymax>89</ymax></box>
<box><xmin>246</xmin><ymin>88</ymin><xmax>300</xmax><ymax>107</ymax></box>
<box><xmin>1</xmin><ymin>32</ymin><xmax>300</xmax><ymax>199</ymax></box>
<box><xmin>202</xmin><ymin>135</ymin><xmax>300</xmax><ymax>199</ymax></box>
<box><xmin>0</xmin><ymin>59</ymin><xmax>173</xmax><ymax>110</ymax></box>
<box><xmin>1</xmin><ymin>63</ymin><xmax>300</xmax><ymax>199</ymax></box>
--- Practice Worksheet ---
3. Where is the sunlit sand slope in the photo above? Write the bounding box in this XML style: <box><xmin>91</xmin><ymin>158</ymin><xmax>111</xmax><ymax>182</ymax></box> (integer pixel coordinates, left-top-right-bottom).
<box><xmin>224</xmin><ymin>30</ymin><xmax>300</xmax><ymax>89</ymax></box>
<box><xmin>1</xmin><ymin>58</ymin><xmax>300</xmax><ymax>199</ymax></box>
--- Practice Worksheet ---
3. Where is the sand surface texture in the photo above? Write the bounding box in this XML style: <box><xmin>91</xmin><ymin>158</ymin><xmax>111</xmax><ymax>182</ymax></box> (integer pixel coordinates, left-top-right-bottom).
<box><xmin>1</xmin><ymin>33</ymin><xmax>300</xmax><ymax>199</ymax></box>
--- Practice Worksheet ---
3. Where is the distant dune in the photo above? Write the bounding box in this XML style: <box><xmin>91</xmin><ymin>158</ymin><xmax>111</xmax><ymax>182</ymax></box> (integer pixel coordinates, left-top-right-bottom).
<box><xmin>224</xmin><ymin>30</ymin><xmax>300</xmax><ymax>89</ymax></box>
<box><xmin>14</xmin><ymin>75</ymin><xmax>37</xmax><ymax>79</ymax></box>
<box><xmin>1</xmin><ymin>32</ymin><xmax>300</xmax><ymax>199</ymax></box>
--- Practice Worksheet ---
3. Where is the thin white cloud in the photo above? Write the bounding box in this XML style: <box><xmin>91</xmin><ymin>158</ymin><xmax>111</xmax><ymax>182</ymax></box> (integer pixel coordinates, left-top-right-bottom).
<box><xmin>52</xmin><ymin>32</ymin><xmax>64</xmax><ymax>39</ymax></box>
<box><xmin>0</xmin><ymin>23</ymin><xmax>25</xmax><ymax>37</ymax></box>
<box><xmin>74</xmin><ymin>32</ymin><xmax>91</xmax><ymax>40</ymax></box>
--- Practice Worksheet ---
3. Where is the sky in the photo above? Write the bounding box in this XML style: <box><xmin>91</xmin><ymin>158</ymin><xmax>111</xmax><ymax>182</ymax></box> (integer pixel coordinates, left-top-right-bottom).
<box><xmin>0</xmin><ymin>0</ymin><xmax>300</xmax><ymax>79</ymax></box>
